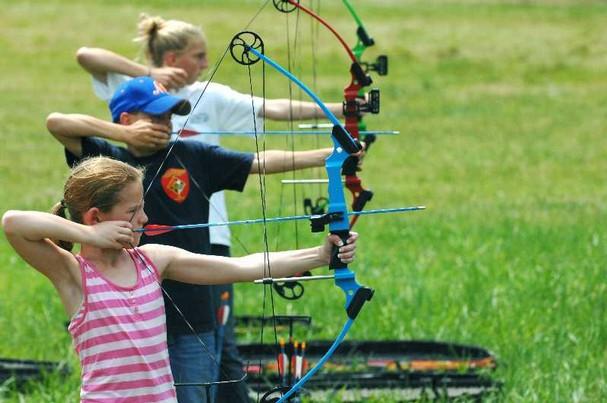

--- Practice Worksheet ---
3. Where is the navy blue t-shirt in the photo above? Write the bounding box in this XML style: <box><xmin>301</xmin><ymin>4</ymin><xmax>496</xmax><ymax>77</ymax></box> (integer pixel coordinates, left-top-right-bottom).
<box><xmin>66</xmin><ymin>138</ymin><xmax>254</xmax><ymax>334</ymax></box>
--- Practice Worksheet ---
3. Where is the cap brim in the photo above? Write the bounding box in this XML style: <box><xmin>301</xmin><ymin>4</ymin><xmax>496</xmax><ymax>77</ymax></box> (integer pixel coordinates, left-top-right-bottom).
<box><xmin>142</xmin><ymin>96</ymin><xmax>191</xmax><ymax>117</ymax></box>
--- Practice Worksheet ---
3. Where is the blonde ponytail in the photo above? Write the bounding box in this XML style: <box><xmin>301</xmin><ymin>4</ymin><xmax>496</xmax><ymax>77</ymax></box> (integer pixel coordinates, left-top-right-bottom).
<box><xmin>134</xmin><ymin>13</ymin><xmax>206</xmax><ymax>67</ymax></box>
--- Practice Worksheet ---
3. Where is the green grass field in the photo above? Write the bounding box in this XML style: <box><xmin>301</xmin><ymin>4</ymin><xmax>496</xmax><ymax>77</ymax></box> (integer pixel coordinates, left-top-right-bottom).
<box><xmin>1</xmin><ymin>0</ymin><xmax>606</xmax><ymax>401</ymax></box>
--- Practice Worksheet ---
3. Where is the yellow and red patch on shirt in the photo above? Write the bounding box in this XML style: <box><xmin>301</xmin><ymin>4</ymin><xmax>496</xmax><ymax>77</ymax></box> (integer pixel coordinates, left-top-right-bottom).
<box><xmin>161</xmin><ymin>168</ymin><xmax>190</xmax><ymax>203</ymax></box>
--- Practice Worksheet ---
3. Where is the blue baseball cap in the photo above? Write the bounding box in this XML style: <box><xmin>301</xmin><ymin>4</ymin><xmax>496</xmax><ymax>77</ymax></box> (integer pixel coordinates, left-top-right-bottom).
<box><xmin>109</xmin><ymin>76</ymin><xmax>191</xmax><ymax>122</ymax></box>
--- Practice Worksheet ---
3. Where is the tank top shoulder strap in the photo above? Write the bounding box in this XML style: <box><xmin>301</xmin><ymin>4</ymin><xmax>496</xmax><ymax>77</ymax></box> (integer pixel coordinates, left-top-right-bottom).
<box><xmin>126</xmin><ymin>248</ymin><xmax>161</xmax><ymax>283</ymax></box>
<box><xmin>73</xmin><ymin>254</ymin><xmax>95</xmax><ymax>286</ymax></box>
<box><xmin>68</xmin><ymin>255</ymin><xmax>93</xmax><ymax>334</ymax></box>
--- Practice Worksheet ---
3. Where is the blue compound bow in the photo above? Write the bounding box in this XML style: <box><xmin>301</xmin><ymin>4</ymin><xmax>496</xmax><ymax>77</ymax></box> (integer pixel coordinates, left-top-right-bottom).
<box><xmin>229</xmin><ymin>30</ymin><xmax>375</xmax><ymax>402</ymax></box>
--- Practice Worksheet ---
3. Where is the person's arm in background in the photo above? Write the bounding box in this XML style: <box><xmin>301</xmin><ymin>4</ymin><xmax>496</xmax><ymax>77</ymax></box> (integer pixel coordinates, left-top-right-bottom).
<box><xmin>76</xmin><ymin>47</ymin><xmax>188</xmax><ymax>89</ymax></box>
<box><xmin>46</xmin><ymin>113</ymin><xmax>170</xmax><ymax>157</ymax></box>
<box><xmin>263</xmin><ymin>98</ymin><xmax>344</xmax><ymax>120</ymax></box>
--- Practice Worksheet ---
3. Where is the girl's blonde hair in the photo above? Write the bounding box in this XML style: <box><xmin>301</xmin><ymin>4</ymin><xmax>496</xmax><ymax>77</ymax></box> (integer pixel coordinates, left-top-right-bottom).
<box><xmin>134</xmin><ymin>13</ymin><xmax>206</xmax><ymax>67</ymax></box>
<box><xmin>51</xmin><ymin>157</ymin><xmax>144</xmax><ymax>251</ymax></box>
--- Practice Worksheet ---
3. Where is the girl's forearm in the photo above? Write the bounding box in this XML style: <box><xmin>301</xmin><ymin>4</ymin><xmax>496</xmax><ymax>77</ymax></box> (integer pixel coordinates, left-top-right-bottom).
<box><xmin>169</xmin><ymin>245</ymin><xmax>328</xmax><ymax>285</ymax></box>
<box><xmin>239</xmin><ymin>246</ymin><xmax>327</xmax><ymax>281</ymax></box>
<box><xmin>2</xmin><ymin>211</ymin><xmax>90</xmax><ymax>244</ymax></box>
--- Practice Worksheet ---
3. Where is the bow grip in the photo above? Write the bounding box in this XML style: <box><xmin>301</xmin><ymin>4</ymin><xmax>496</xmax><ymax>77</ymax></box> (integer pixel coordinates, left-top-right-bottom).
<box><xmin>330</xmin><ymin>229</ymin><xmax>350</xmax><ymax>269</ymax></box>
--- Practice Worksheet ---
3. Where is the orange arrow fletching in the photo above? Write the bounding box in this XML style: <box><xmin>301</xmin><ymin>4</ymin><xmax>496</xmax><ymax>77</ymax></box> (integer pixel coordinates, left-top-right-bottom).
<box><xmin>142</xmin><ymin>224</ymin><xmax>173</xmax><ymax>236</ymax></box>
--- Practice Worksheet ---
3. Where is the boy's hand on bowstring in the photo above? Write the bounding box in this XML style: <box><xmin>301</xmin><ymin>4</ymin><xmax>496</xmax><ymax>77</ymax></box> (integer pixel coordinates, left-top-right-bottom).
<box><xmin>89</xmin><ymin>221</ymin><xmax>134</xmax><ymax>249</ymax></box>
<box><xmin>149</xmin><ymin>66</ymin><xmax>188</xmax><ymax>90</ymax></box>
<box><xmin>320</xmin><ymin>232</ymin><xmax>358</xmax><ymax>264</ymax></box>
<box><xmin>124</xmin><ymin>120</ymin><xmax>171</xmax><ymax>149</ymax></box>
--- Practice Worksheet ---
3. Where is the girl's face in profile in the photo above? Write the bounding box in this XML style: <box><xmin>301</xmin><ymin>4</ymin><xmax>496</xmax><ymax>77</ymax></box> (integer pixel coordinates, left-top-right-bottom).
<box><xmin>100</xmin><ymin>181</ymin><xmax>148</xmax><ymax>245</ymax></box>
<box><xmin>172</xmin><ymin>39</ymin><xmax>209</xmax><ymax>84</ymax></box>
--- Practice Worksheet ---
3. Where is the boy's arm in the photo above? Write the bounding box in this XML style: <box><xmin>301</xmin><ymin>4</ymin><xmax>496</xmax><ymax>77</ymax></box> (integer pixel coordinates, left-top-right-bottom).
<box><xmin>251</xmin><ymin>148</ymin><xmax>333</xmax><ymax>174</ymax></box>
<box><xmin>46</xmin><ymin>113</ymin><xmax>171</xmax><ymax>156</ymax></box>
<box><xmin>46</xmin><ymin>113</ymin><xmax>129</xmax><ymax>157</ymax></box>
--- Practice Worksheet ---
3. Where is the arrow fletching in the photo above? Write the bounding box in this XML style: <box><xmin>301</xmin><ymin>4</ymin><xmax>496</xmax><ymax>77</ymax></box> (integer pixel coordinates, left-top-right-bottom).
<box><xmin>141</xmin><ymin>224</ymin><xmax>174</xmax><ymax>236</ymax></box>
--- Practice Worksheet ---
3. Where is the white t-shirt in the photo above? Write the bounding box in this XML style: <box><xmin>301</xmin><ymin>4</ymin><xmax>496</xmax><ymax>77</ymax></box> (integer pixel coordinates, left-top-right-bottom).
<box><xmin>93</xmin><ymin>73</ymin><xmax>264</xmax><ymax>247</ymax></box>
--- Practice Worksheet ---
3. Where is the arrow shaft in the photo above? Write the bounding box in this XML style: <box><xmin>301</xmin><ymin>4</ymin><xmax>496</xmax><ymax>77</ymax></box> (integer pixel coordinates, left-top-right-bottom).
<box><xmin>172</xmin><ymin>130</ymin><xmax>398</xmax><ymax>136</ymax></box>
<box><xmin>136</xmin><ymin>206</ymin><xmax>425</xmax><ymax>234</ymax></box>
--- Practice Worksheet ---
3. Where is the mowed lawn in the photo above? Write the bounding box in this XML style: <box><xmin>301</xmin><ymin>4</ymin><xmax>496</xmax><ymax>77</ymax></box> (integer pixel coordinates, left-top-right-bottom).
<box><xmin>1</xmin><ymin>0</ymin><xmax>606</xmax><ymax>401</ymax></box>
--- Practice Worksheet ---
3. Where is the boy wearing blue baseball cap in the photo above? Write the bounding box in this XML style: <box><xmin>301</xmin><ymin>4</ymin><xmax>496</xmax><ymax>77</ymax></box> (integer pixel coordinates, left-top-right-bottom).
<box><xmin>109</xmin><ymin>76</ymin><xmax>191</xmax><ymax>122</ymax></box>
<box><xmin>46</xmin><ymin>75</ymin><xmax>345</xmax><ymax>402</ymax></box>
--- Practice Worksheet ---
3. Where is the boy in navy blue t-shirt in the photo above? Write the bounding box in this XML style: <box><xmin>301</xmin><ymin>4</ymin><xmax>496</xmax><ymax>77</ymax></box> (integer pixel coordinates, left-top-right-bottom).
<box><xmin>47</xmin><ymin>76</ymin><xmax>337</xmax><ymax>401</ymax></box>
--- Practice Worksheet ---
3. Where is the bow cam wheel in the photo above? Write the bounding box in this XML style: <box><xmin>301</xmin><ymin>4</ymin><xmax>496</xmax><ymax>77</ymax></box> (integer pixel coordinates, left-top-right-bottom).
<box><xmin>273</xmin><ymin>0</ymin><xmax>298</xmax><ymax>13</ymax></box>
<box><xmin>230</xmin><ymin>31</ymin><xmax>264</xmax><ymax>66</ymax></box>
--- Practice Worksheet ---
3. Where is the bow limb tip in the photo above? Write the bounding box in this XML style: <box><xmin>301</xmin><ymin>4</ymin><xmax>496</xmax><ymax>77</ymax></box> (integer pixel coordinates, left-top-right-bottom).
<box><xmin>347</xmin><ymin>286</ymin><xmax>374</xmax><ymax>320</ymax></box>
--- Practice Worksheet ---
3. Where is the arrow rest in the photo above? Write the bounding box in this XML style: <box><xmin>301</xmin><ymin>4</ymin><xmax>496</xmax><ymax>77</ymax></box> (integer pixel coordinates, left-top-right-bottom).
<box><xmin>303</xmin><ymin>197</ymin><xmax>328</xmax><ymax>215</ymax></box>
<box><xmin>351</xmin><ymin>190</ymin><xmax>374</xmax><ymax>213</ymax></box>
<box><xmin>309</xmin><ymin>212</ymin><xmax>344</xmax><ymax>233</ymax></box>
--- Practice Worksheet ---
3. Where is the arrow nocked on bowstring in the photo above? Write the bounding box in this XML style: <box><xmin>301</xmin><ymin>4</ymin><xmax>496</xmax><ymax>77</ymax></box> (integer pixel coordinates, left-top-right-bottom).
<box><xmin>136</xmin><ymin>206</ymin><xmax>426</xmax><ymax>236</ymax></box>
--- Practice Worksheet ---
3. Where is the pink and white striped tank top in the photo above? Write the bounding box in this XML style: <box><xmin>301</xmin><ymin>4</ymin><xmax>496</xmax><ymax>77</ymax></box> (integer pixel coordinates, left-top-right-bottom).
<box><xmin>68</xmin><ymin>248</ymin><xmax>177</xmax><ymax>402</ymax></box>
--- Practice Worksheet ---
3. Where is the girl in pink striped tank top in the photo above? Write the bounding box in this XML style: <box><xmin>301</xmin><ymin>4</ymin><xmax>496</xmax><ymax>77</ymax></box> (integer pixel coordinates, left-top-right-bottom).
<box><xmin>1</xmin><ymin>157</ymin><xmax>358</xmax><ymax>402</ymax></box>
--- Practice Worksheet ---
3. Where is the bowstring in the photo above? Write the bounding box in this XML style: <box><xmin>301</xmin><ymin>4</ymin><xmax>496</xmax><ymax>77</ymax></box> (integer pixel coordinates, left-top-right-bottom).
<box><xmin>267</xmin><ymin>2</ymin><xmax>325</xmax><ymax>393</ymax></box>
<box><xmin>269</xmin><ymin>4</ymin><xmax>321</xmax><ymax>391</ymax></box>
<box><xmin>270</xmin><ymin>0</ymin><xmax>304</xmax><ymax>308</ymax></box>
<box><xmin>243</xmin><ymin>52</ymin><xmax>285</xmax><ymax>403</ymax></box>
<box><xmin>127</xmin><ymin>39</ymin><xmax>241</xmax><ymax>387</ymax></box>
<box><xmin>122</xmin><ymin>0</ymin><xmax>314</xmax><ymax>391</ymax></box>
<box><xmin>310</xmin><ymin>0</ymin><xmax>323</xmax><ymax>199</ymax></box>
<box><xmin>273</xmin><ymin>6</ymin><xmax>301</xmax><ymax>254</ymax></box>
<box><xmin>125</xmin><ymin>5</ymin><xmax>272</xmax><ymax>383</ymax></box>
<box><xmin>287</xmin><ymin>1</ymin><xmax>302</xmax><ymax>252</ymax></box>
